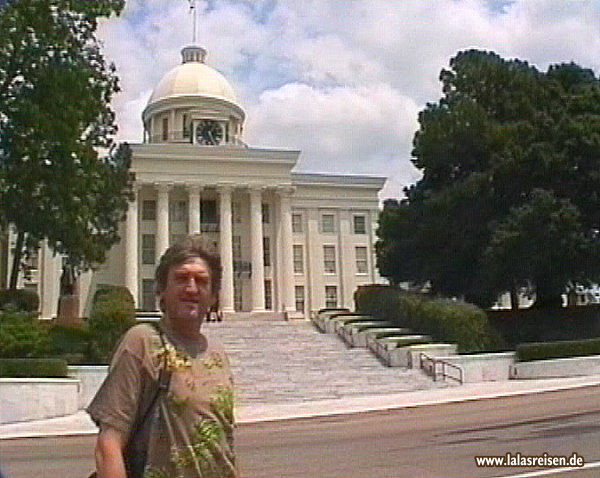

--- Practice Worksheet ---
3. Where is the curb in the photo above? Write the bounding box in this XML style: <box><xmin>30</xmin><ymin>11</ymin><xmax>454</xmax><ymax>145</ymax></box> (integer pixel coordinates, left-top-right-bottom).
<box><xmin>2</xmin><ymin>376</ymin><xmax>600</xmax><ymax>440</ymax></box>
<box><xmin>236</xmin><ymin>376</ymin><xmax>600</xmax><ymax>424</ymax></box>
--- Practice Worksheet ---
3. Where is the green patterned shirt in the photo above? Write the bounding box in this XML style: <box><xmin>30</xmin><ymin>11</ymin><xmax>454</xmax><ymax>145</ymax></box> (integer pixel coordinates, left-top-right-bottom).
<box><xmin>88</xmin><ymin>322</ymin><xmax>237</xmax><ymax>478</ymax></box>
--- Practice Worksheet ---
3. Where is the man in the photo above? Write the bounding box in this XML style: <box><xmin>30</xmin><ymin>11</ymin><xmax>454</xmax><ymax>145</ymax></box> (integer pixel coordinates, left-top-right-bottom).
<box><xmin>88</xmin><ymin>235</ymin><xmax>237</xmax><ymax>477</ymax></box>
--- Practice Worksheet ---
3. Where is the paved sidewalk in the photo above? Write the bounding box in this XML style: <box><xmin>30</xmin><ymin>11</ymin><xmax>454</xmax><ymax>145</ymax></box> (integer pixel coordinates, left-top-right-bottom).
<box><xmin>1</xmin><ymin>375</ymin><xmax>599</xmax><ymax>440</ymax></box>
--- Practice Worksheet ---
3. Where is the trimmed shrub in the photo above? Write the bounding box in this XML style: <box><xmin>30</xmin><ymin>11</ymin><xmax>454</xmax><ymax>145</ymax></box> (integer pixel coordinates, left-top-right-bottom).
<box><xmin>488</xmin><ymin>306</ymin><xmax>600</xmax><ymax>347</ymax></box>
<box><xmin>393</xmin><ymin>336</ymin><xmax>431</xmax><ymax>348</ymax></box>
<box><xmin>0</xmin><ymin>312</ymin><xmax>49</xmax><ymax>358</ymax></box>
<box><xmin>0</xmin><ymin>358</ymin><xmax>68</xmax><ymax>378</ymax></box>
<box><xmin>0</xmin><ymin>288</ymin><xmax>40</xmax><ymax>312</ymax></box>
<box><xmin>355</xmin><ymin>285</ymin><xmax>505</xmax><ymax>353</ymax></box>
<box><xmin>93</xmin><ymin>284</ymin><xmax>135</xmax><ymax>307</ymax></box>
<box><xmin>516</xmin><ymin>338</ymin><xmax>600</xmax><ymax>362</ymax></box>
<box><xmin>46</xmin><ymin>325</ymin><xmax>93</xmax><ymax>364</ymax></box>
<box><xmin>88</xmin><ymin>285</ymin><xmax>136</xmax><ymax>363</ymax></box>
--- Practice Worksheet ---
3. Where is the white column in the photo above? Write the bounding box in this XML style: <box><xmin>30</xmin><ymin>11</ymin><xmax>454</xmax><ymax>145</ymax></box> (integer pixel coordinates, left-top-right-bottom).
<box><xmin>170</xmin><ymin>109</ymin><xmax>176</xmax><ymax>141</ymax></box>
<box><xmin>40</xmin><ymin>241</ymin><xmax>60</xmax><ymax>318</ymax></box>
<box><xmin>156</xmin><ymin>183</ymin><xmax>170</xmax><ymax>262</ymax></box>
<box><xmin>338</xmin><ymin>210</ymin><xmax>352</xmax><ymax>309</ymax></box>
<box><xmin>149</xmin><ymin>116</ymin><xmax>155</xmax><ymax>143</ymax></box>
<box><xmin>249</xmin><ymin>187</ymin><xmax>265</xmax><ymax>312</ymax></box>
<box><xmin>218</xmin><ymin>185</ymin><xmax>235</xmax><ymax>313</ymax></box>
<box><xmin>124</xmin><ymin>186</ymin><xmax>139</xmax><ymax>307</ymax></box>
<box><xmin>188</xmin><ymin>184</ymin><xmax>201</xmax><ymax>234</ymax></box>
<box><xmin>369</xmin><ymin>210</ymin><xmax>379</xmax><ymax>283</ymax></box>
<box><xmin>306</xmin><ymin>208</ymin><xmax>321</xmax><ymax>314</ymax></box>
<box><xmin>277</xmin><ymin>187</ymin><xmax>296</xmax><ymax>314</ymax></box>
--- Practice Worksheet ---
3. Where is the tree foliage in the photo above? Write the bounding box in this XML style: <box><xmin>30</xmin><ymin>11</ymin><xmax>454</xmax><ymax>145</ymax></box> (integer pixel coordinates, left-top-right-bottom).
<box><xmin>376</xmin><ymin>50</ymin><xmax>600</xmax><ymax>308</ymax></box>
<box><xmin>0</xmin><ymin>0</ymin><xmax>132</xmax><ymax>289</ymax></box>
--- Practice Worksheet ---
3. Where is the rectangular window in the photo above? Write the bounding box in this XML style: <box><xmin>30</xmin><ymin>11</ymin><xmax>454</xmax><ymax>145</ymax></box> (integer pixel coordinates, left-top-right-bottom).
<box><xmin>25</xmin><ymin>248</ymin><xmax>39</xmax><ymax>269</ymax></box>
<box><xmin>293</xmin><ymin>244</ymin><xmax>304</xmax><ymax>274</ymax></box>
<box><xmin>141</xmin><ymin>234</ymin><xmax>155</xmax><ymax>265</ymax></box>
<box><xmin>162</xmin><ymin>117</ymin><xmax>169</xmax><ymax>141</ymax></box>
<box><xmin>321</xmin><ymin>213</ymin><xmax>336</xmax><ymax>233</ymax></box>
<box><xmin>262</xmin><ymin>203</ymin><xmax>270</xmax><ymax>224</ymax></box>
<box><xmin>200</xmin><ymin>199</ymin><xmax>218</xmax><ymax>229</ymax></box>
<box><xmin>353</xmin><ymin>215</ymin><xmax>367</xmax><ymax>234</ymax></box>
<box><xmin>233</xmin><ymin>235</ymin><xmax>242</xmax><ymax>260</ymax></box>
<box><xmin>323</xmin><ymin>245</ymin><xmax>336</xmax><ymax>274</ymax></box>
<box><xmin>24</xmin><ymin>249</ymin><xmax>39</xmax><ymax>284</ymax></box>
<box><xmin>355</xmin><ymin>246</ymin><xmax>368</xmax><ymax>274</ymax></box>
<box><xmin>142</xmin><ymin>279</ymin><xmax>156</xmax><ymax>311</ymax></box>
<box><xmin>264</xmin><ymin>279</ymin><xmax>272</xmax><ymax>310</ymax></box>
<box><xmin>325</xmin><ymin>285</ymin><xmax>338</xmax><ymax>308</ymax></box>
<box><xmin>232</xmin><ymin>201</ymin><xmax>242</xmax><ymax>224</ymax></box>
<box><xmin>295</xmin><ymin>285</ymin><xmax>305</xmax><ymax>313</ymax></box>
<box><xmin>183</xmin><ymin>113</ymin><xmax>190</xmax><ymax>139</ymax></box>
<box><xmin>142</xmin><ymin>200</ymin><xmax>156</xmax><ymax>221</ymax></box>
<box><xmin>234</xmin><ymin>279</ymin><xmax>242</xmax><ymax>311</ymax></box>
<box><xmin>170</xmin><ymin>200</ymin><xmax>187</xmax><ymax>222</ymax></box>
<box><xmin>292</xmin><ymin>213</ymin><xmax>303</xmax><ymax>233</ymax></box>
<box><xmin>263</xmin><ymin>236</ymin><xmax>271</xmax><ymax>267</ymax></box>
<box><xmin>170</xmin><ymin>234</ymin><xmax>185</xmax><ymax>246</ymax></box>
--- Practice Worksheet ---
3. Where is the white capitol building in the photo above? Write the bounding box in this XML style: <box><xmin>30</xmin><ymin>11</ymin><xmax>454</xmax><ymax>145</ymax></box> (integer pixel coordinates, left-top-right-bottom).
<box><xmin>5</xmin><ymin>45</ymin><xmax>386</xmax><ymax>319</ymax></box>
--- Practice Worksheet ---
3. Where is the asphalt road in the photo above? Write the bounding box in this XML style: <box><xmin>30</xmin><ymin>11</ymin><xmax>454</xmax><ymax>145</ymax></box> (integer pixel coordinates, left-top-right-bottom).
<box><xmin>1</xmin><ymin>385</ymin><xmax>599</xmax><ymax>478</ymax></box>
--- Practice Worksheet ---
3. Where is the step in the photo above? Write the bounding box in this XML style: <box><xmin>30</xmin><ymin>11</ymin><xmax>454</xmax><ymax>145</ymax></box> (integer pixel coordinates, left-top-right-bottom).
<box><xmin>203</xmin><ymin>320</ymin><xmax>452</xmax><ymax>405</ymax></box>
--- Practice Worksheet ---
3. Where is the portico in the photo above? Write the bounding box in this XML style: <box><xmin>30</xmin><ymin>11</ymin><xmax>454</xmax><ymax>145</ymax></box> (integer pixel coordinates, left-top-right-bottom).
<box><xmin>122</xmin><ymin>177</ymin><xmax>298</xmax><ymax>316</ymax></box>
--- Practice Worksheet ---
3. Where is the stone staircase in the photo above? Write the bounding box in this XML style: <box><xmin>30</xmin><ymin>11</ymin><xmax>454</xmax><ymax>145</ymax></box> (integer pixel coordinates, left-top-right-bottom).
<box><xmin>203</xmin><ymin>320</ymin><xmax>451</xmax><ymax>406</ymax></box>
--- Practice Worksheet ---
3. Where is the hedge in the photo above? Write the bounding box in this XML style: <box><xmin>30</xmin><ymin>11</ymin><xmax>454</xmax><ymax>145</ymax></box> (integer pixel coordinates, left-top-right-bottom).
<box><xmin>93</xmin><ymin>284</ymin><xmax>135</xmax><ymax>307</ymax></box>
<box><xmin>0</xmin><ymin>288</ymin><xmax>40</xmax><ymax>312</ymax></box>
<box><xmin>355</xmin><ymin>285</ymin><xmax>505</xmax><ymax>353</ymax></box>
<box><xmin>46</xmin><ymin>325</ymin><xmax>93</xmax><ymax>364</ymax></box>
<box><xmin>0</xmin><ymin>312</ymin><xmax>49</xmax><ymax>358</ymax></box>
<box><xmin>393</xmin><ymin>336</ymin><xmax>432</xmax><ymax>348</ymax></box>
<box><xmin>516</xmin><ymin>337</ymin><xmax>600</xmax><ymax>362</ymax></box>
<box><xmin>488</xmin><ymin>306</ymin><xmax>600</xmax><ymax>347</ymax></box>
<box><xmin>0</xmin><ymin>358</ymin><xmax>68</xmax><ymax>378</ymax></box>
<box><xmin>88</xmin><ymin>285</ymin><xmax>136</xmax><ymax>363</ymax></box>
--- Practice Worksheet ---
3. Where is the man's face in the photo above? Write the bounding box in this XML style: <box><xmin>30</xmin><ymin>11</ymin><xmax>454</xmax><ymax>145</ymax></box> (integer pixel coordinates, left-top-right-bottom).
<box><xmin>160</xmin><ymin>257</ymin><xmax>215</xmax><ymax>325</ymax></box>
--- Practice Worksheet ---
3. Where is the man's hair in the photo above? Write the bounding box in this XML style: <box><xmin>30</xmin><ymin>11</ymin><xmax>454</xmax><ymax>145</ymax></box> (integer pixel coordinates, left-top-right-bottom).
<box><xmin>155</xmin><ymin>234</ymin><xmax>222</xmax><ymax>295</ymax></box>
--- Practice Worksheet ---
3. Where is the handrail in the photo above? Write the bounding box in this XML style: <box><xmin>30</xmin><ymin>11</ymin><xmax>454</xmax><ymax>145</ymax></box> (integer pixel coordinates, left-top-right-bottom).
<box><xmin>419</xmin><ymin>352</ymin><xmax>463</xmax><ymax>384</ymax></box>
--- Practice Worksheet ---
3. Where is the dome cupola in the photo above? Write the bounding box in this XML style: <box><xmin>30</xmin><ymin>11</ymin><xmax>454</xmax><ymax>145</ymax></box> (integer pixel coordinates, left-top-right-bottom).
<box><xmin>142</xmin><ymin>46</ymin><xmax>245</xmax><ymax>146</ymax></box>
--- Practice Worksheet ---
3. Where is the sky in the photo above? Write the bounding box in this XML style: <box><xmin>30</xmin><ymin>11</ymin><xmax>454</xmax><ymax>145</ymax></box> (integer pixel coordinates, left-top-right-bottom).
<box><xmin>97</xmin><ymin>0</ymin><xmax>600</xmax><ymax>200</ymax></box>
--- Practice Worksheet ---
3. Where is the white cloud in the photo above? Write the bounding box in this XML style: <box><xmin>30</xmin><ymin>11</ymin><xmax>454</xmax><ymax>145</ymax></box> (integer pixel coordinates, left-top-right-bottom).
<box><xmin>245</xmin><ymin>82</ymin><xmax>419</xmax><ymax>178</ymax></box>
<box><xmin>97</xmin><ymin>0</ymin><xmax>600</xmax><ymax>200</ymax></box>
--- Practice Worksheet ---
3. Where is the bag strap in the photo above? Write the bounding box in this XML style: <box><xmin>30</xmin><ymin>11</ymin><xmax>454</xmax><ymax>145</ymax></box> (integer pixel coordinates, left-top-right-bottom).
<box><xmin>122</xmin><ymin>322</ymin><xmax>172</xmax><ymax>478</ymax></box>
<box><xmin>133</xmin><ymin>322</ymin><xmax>172</xmax><ymax>431</ymax></box>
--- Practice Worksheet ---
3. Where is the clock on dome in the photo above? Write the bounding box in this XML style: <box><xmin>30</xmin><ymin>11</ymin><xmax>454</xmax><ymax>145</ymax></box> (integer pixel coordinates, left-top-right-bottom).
<box><xmin>195</xmin><ymin>119</ymin><xmax>223</xmax><ymax>145</ymax></box>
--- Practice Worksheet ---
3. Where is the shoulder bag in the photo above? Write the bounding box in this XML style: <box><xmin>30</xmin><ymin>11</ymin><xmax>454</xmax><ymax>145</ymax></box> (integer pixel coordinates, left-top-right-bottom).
<box><xmin>89</xmin><ymin>321</ymin><xmax>172</xmax><ymax>478</ymax></box>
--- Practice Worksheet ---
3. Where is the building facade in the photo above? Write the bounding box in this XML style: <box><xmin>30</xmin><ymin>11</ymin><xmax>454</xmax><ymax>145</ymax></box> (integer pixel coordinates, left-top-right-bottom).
<box><xmin>4</xmin><ymin>45</ymin><xmax>386</xmax><ymax>319</ymax></box>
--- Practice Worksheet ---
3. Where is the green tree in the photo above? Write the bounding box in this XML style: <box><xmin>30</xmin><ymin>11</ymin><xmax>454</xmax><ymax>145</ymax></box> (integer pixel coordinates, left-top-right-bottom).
<box><xmin>377</xmin><ymin>50</ymin><xmax>600</xmax><ymax>308</ymax></box>
<box><xmin>0</xmin><ymin>0</ymin><xmax>132</xmax><ymax>292</ymax></box>
<box><xmin>483</xmin><ymin>189</ymin><xmax>598</xmax><ymax>308</ymax></box>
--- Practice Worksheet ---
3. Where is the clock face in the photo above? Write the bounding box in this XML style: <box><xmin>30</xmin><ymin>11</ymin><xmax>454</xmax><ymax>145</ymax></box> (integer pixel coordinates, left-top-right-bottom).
<box><xmin>195</xmin><ymin>120</ymin><xmax>223</xmax><ymax>145</ymax></box>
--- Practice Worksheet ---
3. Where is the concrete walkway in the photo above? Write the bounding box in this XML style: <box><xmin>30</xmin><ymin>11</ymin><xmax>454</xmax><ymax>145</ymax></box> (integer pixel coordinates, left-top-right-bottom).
<box><xmin>1</xmin><ymin>320</ymin><xmax>600</xmax><ymax>440</ymax></box>
<box><xmin>2</xmin><ymin>376</ymin><xmax>599</xmax><ymax>439</ymax></box>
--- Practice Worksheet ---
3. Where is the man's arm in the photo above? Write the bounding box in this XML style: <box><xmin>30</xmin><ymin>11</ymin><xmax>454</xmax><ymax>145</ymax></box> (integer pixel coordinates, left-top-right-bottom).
<box><xmin>95</xmin><ymin>426</ymin><xmax>128</xmax><ymax>478</ymax></box>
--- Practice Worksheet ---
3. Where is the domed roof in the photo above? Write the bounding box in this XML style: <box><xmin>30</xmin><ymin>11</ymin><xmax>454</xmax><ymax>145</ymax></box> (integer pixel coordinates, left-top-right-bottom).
<box><xmin>147</xmin><ymin>46</ymin><xmax>238</xmax><ymax>106</ymax></box>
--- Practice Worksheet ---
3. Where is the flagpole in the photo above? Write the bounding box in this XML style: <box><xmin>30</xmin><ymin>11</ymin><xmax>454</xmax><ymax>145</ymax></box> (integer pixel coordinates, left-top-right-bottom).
<box><xmin>188</xmin><ymin>0</ymin><xmax>197</xmax><ymax>44</ymax></box>
<box><xmin>193</xmin><ymin>2</ymin><xmax>197</xmax><ymax>44</ymax></box>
